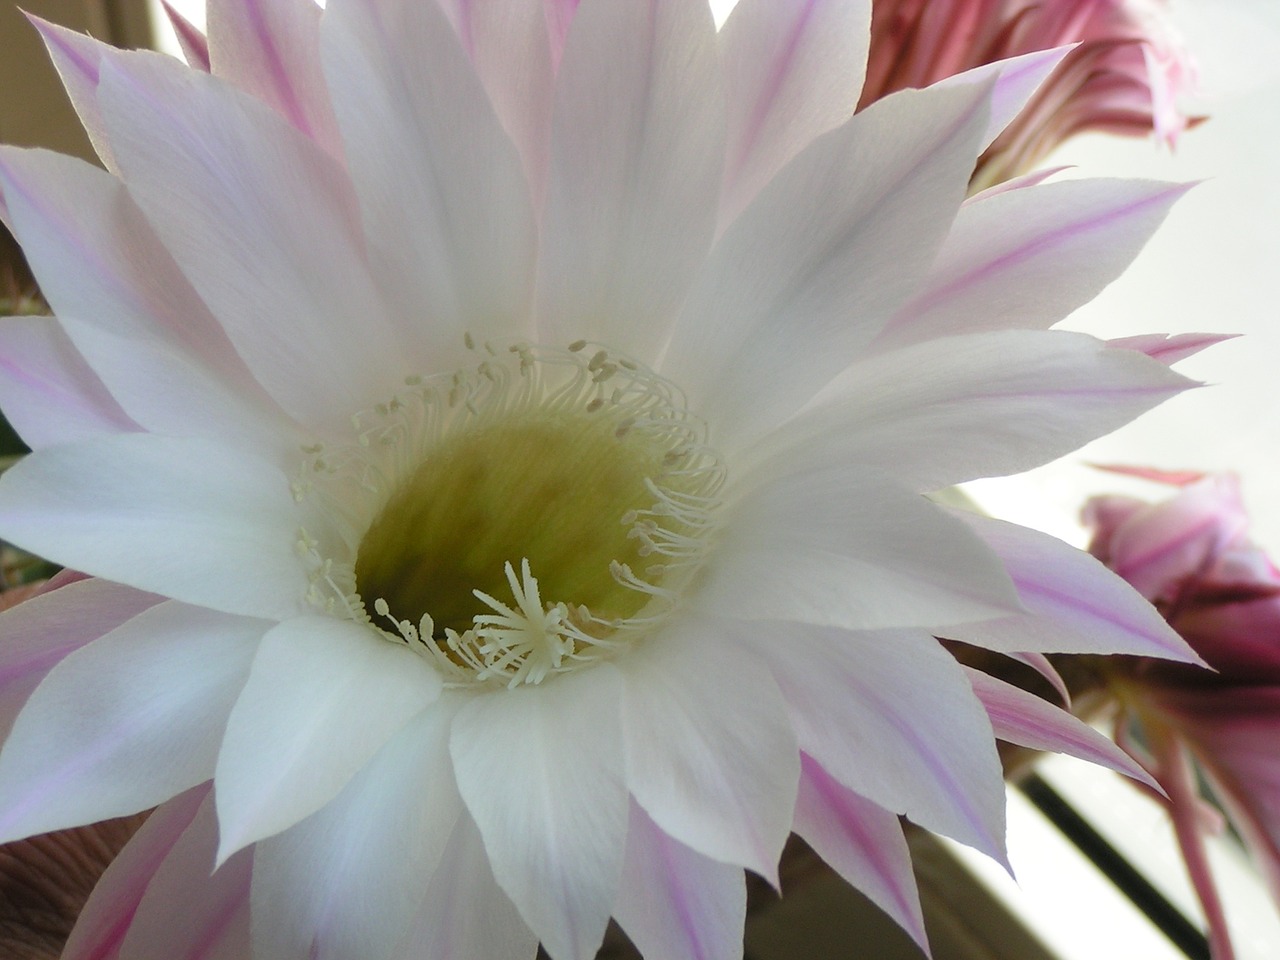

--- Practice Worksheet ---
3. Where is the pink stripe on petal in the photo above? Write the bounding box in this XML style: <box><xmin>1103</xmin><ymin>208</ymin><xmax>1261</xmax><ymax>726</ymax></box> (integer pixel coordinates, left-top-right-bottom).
<box><xmin>27</xmin><ymin>17</ymin><xmax>118</xmax><ymax>172</ymax></box>
<box><xmin>965</xmin><ymin>668</ymin><xmax>1162</xmax><ymax>792</ymax></box>
<box><xmin>161</xmin><ymin>1</ymin><xmax>211</xmax><ymax>71</ymax></box>
<box><xmin>1107</xmin><ymin>332</ymin><xmax>1237</xmax><ymax>366</ymax></box>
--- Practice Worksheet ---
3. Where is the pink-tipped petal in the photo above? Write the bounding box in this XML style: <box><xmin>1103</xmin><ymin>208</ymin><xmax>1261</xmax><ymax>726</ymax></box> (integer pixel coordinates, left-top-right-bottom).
<box><xmin>95</xmin><ymin>48</ymin><xmax>413</xmax><ymax>433</ymax></box>
<box><xmin>116</xmin><ymin>789</ymin><xmax>253</xmax><ymax>960</ymax></box>
<box><xmin>619</xmin><ymin>620</ymin><xmax>797</xmax><ymax>882</ymax></box>
<box><xmin>61</xmin><ymin>784</ymin><xmax>210</xmax><ymax>960</ymax></box>
<box><xmin>434</xmin><ymin>0</ymin><xmax>555</xmax><ymax>202</ymax></box>
<box><xmin>744</xmin><ymin>623</ymin><xmax>1009</xmax><ymax>864</ymax></box>
<box><xmin>933</xmin><ymin>47</ymin><xmax>1075</xmax><ymax>154</ymax></box>
<box><xmin>1003</xmin><ymin>651</ymin><xmax>1072</xmax><ymax>706</ymax></box>
<box><xmin>877</xmin><ymin>179</ymin><xmax>1193</xmax><ymax>352</ymax></box>
<box><xmin>0</xmin><ymin>314</ymin><xmax>137</xmax><ymax>447</ymax></box>
<box><xmin>0</xmin><ymin>602</ymin><xmax>264</xmax><ymax>843</ymax></box>
<box><xmin>613</xmin><ymin>799</ymin><xmax>747</xmax><ymax>960</ymax></box>
<box><xmin>535</xmin><ymin>0</ymin><xmax>725</xmax><ymax>361</ymax></box>
<box><xmin>0</xmin><ymin>147</ymin><xmax>294</xmax><ymax>455</ymax></box>
<box><xmin>947</xmin><ymin>511</ymin><xmax>1201</xmax><ymax>662</ymax></box>
<box><xmin>451</xmin><ymin>665</ymin><xmax>628</xmax><ymax>960</ymax></box>
<box><xmin>207</xmin><ymin>0</ymin><xmax>344</xmax><ymax>159</ymax></box>
<box><xmin>27</xmin><ymin>17</ymin><xmax>118</xmax><ymax>172</ymax></box>
<box><xmin>1108</xmin><ymin>332</ymin><xmax>1238</xmax><ymax>366</ymax></box>
<box><xmin>696</xmin><ymin>464</ymin><xmax>1020</xmax><ymax>631</ymax></box>
<box><xmin>320</xmin><ymin>0</ymin><xmax>538</xmax><ymax>368</ymax></box>
<box><xmin>161</xmin><ymin>1</ymin><xmax>210</xmax><ymax>71</ymax></box>
<box><xmin>794</xmin><ymin>755</ymin><xmax>928</xmax><ymax>954</ymax></box>
<box><xmin>0</xmin><ymin>577</ymin><xmax>160</xmax><ymax>749</ymax></box>
<box><xmin>965</xmin><ymin>667</ymin><xmax>1162</xmax><ymax>791</ymax></box>
<box><xmin>716</xmin><ymin>0</ymin><xmax>870</xmax><ymax>228</ymax></box>
<box><xmin>663</xmin><ymin>80</ymin><xmax>993</xmax><ymax>447</ymax></box>
<box><xmin>214</xmin><ymin>616</ymin><xmax>441</xmax><ymax>860</ymax></box>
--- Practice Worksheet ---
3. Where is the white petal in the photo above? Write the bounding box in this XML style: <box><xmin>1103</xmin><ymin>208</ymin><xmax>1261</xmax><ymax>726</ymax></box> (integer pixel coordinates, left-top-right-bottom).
<box><xmin>619</xmin><ymin>619</ymin><xmax>796</xmax><ymax>880</ymax></box>
<box><xmin>62</xmin><ymin>784</ymin><xmax>210</xmax><ymax>960</ymax></box>
<box><xmin>395</xmin><ymin>811</ymin><xmax>538</xmax><ymax>960</ymax></box>
<box><xmin>28</xmin><ymin>18</ymin><xmax>119</xmax><ymax>171</ymax></box>
<box><xmin>536</xmin><ymin>0</ymin><xmax>725</xmax><ymax>359</ymax></box>
<box><xmin>215</xmin><ymin>616</ymin><xmax>441</xmax><ymax>858</ymax></box>
<box><xmin>744</xmin><ymin>622</ymin><xmax>1008</xmax><ymax>862</ymax></box>
<box><xmin>251</xmin><ymin>700</ymin><xmax>462</xmax><ymax>960</ymax></box>
<box><xmin>0</xmin><ymin>146</ymin><xmax>295</xmax><ymax>455</ymax></box>
<box><xmin>932</xmin><ymin>47</ymin><xmax>1073</xmax><ymax>154</ymax></box>
<box><xmin>0</xmin><ymin>434</ymin><xmax>312</xmax><ymax>621</ymax></box>
<box><xmin>0</xmin><ymin>314</ymin><xmax>136</xmax><ymax>448</ymax></box>
<box><xmin>321</xmin><ymin>0</ymin><xmax>537</xmax><ymax>365</ymax></box>
<box><xmin>696</xmin><ymin>464</ymin><xmax>1020</xmax><ymax>630</ymax></box>
<box><xmin>0</xmin><ymin>602</ymin><xmax>265</xmax><ymax>842</ymax></box>
<box><xmin>794</xmin><ymin>755</ymin><xmax>927</xmax><ymax>953</ymax></box>
<box><xmin>96</xmin><ymin>49</ymin><xmax>411</xmax><ymax>432</ymax></box>
<box><xmin>716</xmin><ymin>0</ymin><xmax>869</xmax><ymax>227</ymax></box>
<box><xmin>614</xmin><ymin>799</ymin><xmax>746</xmax><ymax>960</ymax></box>
<box><xmin>451</xmin><ymin>666</ymin><xmax>627</xmax><ymax>960</ymax></box>
<box><xmin>208</xmin><ymin>0</ymin><xmax>345</xmax><ymax>158</ymax></box>
<box><xmin>0</xmin><ymin>577</ymin><xmax>160</xmax><ymax>744</ymax></box>
<box><xmin>945</xmin><ymin>511</ymin><xmax>1201</xmax><ymax>661</ymax></box>
<box><xmin>875</xmin><ymin>179</ymin><xmax>1192</xmax><ymax>352</ymax></box>
<box><xmin>119</xmin><ymin>790</ymin><xmax>254</xmax><ymax>960</ymax></box>
<box><xmin>434</xmin><ymin>0</ymin><xmax>555</xmax><ymax>204</ymax></box>
<box><xmin>964</xmin><ymin>668</ymin><xmax>1161</xmax><ymax>791</ymax></box>
<box><xmin>662</xmin><ymin>80</ymin><xmax>992</xmax><ymax>446</ymax></box>
<box><xmin>782</xmin><ymin>330</ymin><xmax>1193</xmax><ymax>491</ymax></box>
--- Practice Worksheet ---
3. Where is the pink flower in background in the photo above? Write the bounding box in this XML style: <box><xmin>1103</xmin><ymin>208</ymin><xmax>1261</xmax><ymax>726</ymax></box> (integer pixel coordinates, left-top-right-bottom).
<box><xmin>863</xmin><ymin>0</ymin><xmax>1200</xmax><ymax>186</ymax></box>
<box><xmin>1086</xmin><ymin>468</ymin><xmax>1280</xmax><ymax>960</ymax></box>
<box><xmin>0</xmin><ymin>0</ymin><xmax>1207</xmax><ymax>957</ymax></box>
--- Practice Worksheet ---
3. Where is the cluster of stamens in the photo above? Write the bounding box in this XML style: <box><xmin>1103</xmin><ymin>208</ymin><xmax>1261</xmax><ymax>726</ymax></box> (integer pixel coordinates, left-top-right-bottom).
<box><xmin>291</xmin><ymin>338</ymin><xmax>725</xmax><ymax>689</ymax></box>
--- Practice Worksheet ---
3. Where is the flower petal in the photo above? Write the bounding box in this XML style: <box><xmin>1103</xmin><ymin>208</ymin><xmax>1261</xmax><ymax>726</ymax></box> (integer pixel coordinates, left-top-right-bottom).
<box><xmin>27</xmin><ymin>18</ymin><xmax>118</xmax><ymax>171</ymax></box>
<box><xmin>62</xmin><ymin>784</ymin><xmax>209</xmax><ymax>960</ymax></box>
<box><xmin>96</xmin><ymin>48</ymin><xmax>411</xmax><ymax>432</ymax></box>
<box><xmin>716</xmin><ymin>0</ymin><xmax>869</xmax><ymax>227</ymax></box>
<box><xmin>250</xmin><ymin>699</ymin><xmax>461</xmax><ymax>960</ymax></box>
<box><xmin>0</xmin><ymin>577</ymin><xmax>160</xmax><ymax>746</ymax></box>
<box><xmin>0</xmin><ymin>146</ymin><xmax>295</xmax><ymax>455</ymax></box>
<box><xmin>215</xmin><ymin>616</ymin><xmax>441</xmax><ymax>859</ymax></box>
<box><xmin>0</xmin><ymin>434</ymin><xmax>312</xmax><ymax>621</ymax></box>
<box><xmin>696</xmin><ymin>464</ymin><xmax>1020</xmax><ymax>631</ymax></box>
<box><xmin>0</xmin><ymin>602</ymin><xmax>265</xmax><ymax>843</ymax></box>
<box><xmin>619</xmin><ymin>618</ymin><xmax>797</xmax><ymax>880</ymax></box>
<box><xmin>613</xmin><ymin>799</ymin><xmax>747</xmax><ymax>960</ymax></box>
<box><xmin>875</xmin><ymin>179</ymin><xmax>1192</xmax><ymax>352</ymax></box>
<box><xmin>207</xmin><ymin>0</ymin><xmax>344</xmax><ymax>158</ymax></box>
<box><xmin>932</xmin><ymin>47</ymin><xmax>1073</xmax><ymax>154</ymax></box>
<box><xmin>0</xmin><ymin>314</ymin><xmax>137</xmax><ymax>447</ymax></box>
<box><xmin>118</xmin><ymin>790</ymin><xmax>254</xmax><ymax>960</ymax></box>
<box><xmin>394</xmin><ymin>811</ymin><xmax>538</xmax><ymax>960</ymax></box>
<box><xmin>944</xmin><ymin>511</ymin><xmax>1202</xmax><ymax>661</ymax></box>
<box><xmin>794</xmin><ymin>754</ymin><xmax>927</xmax><ymax>954</ymax></box>
<box><xmin>320</xmin><ymin>0</ymin><xmax>538</xmax><ymax>366</ymax></box>
<box><xmin>435</xmin><ymin>0</ymin><xmax>555</xmax><ymax>202</ymax></box>
<box><xmin>744</xmin><ymin>622</ymin><xmax>1008</xmax><ymax>863</ymax></box>
<box><xmin>964</xmin><ymin>667</ymin><xmax>1161</xmax><ymax>791</ymax></box>
<box><xmin>451</xmin><ymin>665</ymin><xmax>627</xmax><ymax>960</ymax></box>
<box><xmin>662</xmin><ymin>80</ymin><xmax>992</xmax><ymax>446</ymax></box>
<box><xmin>161</xmin><ymin>1</ymin><xmax>210</xmax><ymax>71</ymax></box>
<box><xmin>781</xmin><ymin>330</ymin><xmax>1193</xmax><ymax>491</ymax></box>
<box><xmin>535</xmin><ymin>0</ymin><xmax>725</xmax><ymax>360</ymax></box>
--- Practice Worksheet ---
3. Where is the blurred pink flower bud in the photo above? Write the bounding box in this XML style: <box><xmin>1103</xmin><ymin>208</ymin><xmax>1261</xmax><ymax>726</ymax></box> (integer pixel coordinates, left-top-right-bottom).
<box><xmin>863</xmin><ymin>0</ymin><xmax>1202</xmax><ymax>187</ymax></box>
<box><xmin>1084</xmin><ymin>469</ymin><xmax>1280</xmax><ymax>959</ymax></box>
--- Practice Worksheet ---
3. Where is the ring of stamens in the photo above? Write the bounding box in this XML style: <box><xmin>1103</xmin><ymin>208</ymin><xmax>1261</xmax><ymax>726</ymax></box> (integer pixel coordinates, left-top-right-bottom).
<box><xmin>292</xmin><ymin>338</ymin><xmax>725</xmax><ymax>689</ymax></box>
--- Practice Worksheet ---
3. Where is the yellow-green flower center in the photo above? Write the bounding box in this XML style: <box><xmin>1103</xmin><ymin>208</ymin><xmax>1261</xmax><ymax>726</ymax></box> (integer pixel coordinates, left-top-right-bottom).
<box><xmin>294</xmin><ymin>340</ymin><xmax>725</xmax><ymax>688</ymax></box>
